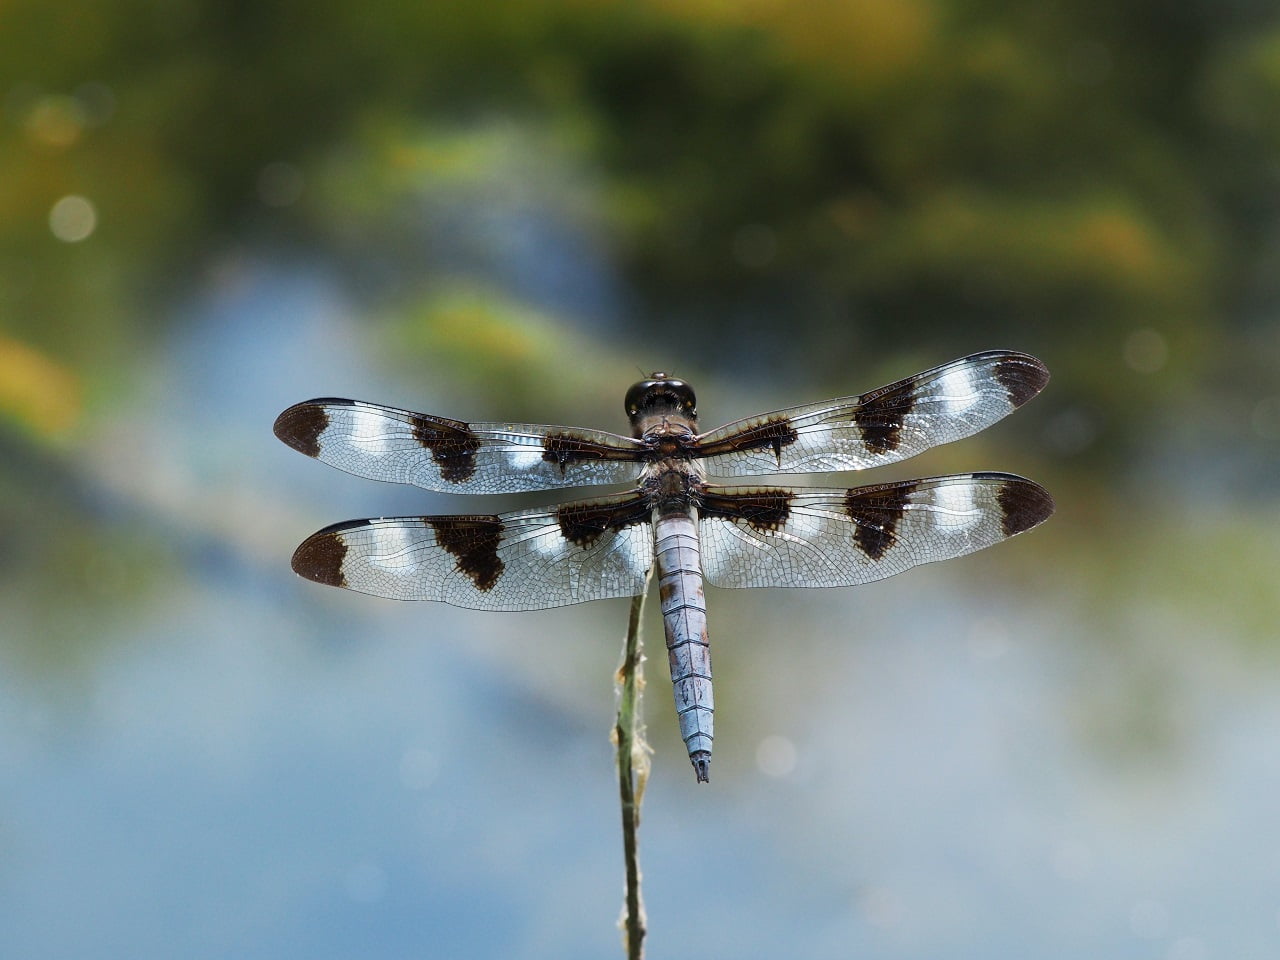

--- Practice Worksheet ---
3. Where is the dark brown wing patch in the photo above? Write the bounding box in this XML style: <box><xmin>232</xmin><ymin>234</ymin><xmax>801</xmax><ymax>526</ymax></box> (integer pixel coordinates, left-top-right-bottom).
<box><xmin>992</xmin><ymin>474</ymin><xmax>1056</xmax><ymax>536</ymax></box>
<box><xmin>273</xmin><ymin>402</ymin><xmax>331</xmax><ymax>459</ymax></box>
<box><xmin>541</xmin><ymin>432</ymin><xmax>648</xmax><ymax>475</ymax></box>
<box><xmin>699</xmin><ymin>488</ymin><xmax>794</xmax><ymax>533</ymax></box>
<box><xmin>411</xmin><ymin>415</ymin><xmax>482</xmax><ymax>484</ymax></box>
<box><xmin>557</xmin><ymin>496</ymin><xmax>651</xmax><ymax>548</ymax></box>
<box><xmin>694</xmin><ymin>418</ymin><xmax>799</xmax><ymax>465</ymax></box>
<box><xmin>291</xmin><ymin>523</ymin><xmax>352</xmax><ymax>586</ymax></box>
<box><xmin>993</xmin><ymin>354</ymin><xmax>1051</xmax><ymax>407</ymax></box>
<box><xmin>845</xmin><ymin>480</ymin><xmax>919</xmax><ymax>560</ymax></box>
<box><xmin>851</xmin><ymin>383</ymin><xmax>918</xmax><ymax>455</ymax></box>
<box><xmin>429</xmin><ymin>517</ymin><xmax>504</xmax><ymax>591</ymax></box>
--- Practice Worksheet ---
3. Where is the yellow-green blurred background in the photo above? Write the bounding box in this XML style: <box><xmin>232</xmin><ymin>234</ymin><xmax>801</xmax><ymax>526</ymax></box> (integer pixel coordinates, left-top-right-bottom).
<box><xmin>3</xmin><ymin>2</ymin><xmax>1279</xmax><ymax>957</ymax></box>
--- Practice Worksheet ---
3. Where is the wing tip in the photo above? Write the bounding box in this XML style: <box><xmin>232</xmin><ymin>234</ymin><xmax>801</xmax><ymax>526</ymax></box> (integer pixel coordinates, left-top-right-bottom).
<box><xmin>274</xmin><ymin>401</ymin><xmax>337</xmax><ymax>458</ymax></box>
<box><xmin>291</xmin><ymin>526</ymin><xmax>353</xmax><ymax>587</ymax></box>
<box><xmin>991</xmin><ymin>353</ymin><xmax>1050</xmax><ymax>407</ymax></box>
<box><xmin>996</xmin><ymin>477</ymin><xmax>1055</xmax><ymax>537</ymax></box>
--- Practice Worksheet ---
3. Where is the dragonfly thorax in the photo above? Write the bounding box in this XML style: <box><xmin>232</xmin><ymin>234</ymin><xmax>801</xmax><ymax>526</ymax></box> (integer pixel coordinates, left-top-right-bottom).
<box><xmin>642</xmin><ymin>461</ymin><xmax>704</xmax><ymax>514</ymax></box>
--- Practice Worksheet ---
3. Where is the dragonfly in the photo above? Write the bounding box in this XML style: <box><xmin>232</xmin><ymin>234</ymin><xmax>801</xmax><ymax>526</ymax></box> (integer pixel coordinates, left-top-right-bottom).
<box><xmin>274</xmin><ymin>350</ymin><xmax>1054</xmax><ymax>783</ymax></box>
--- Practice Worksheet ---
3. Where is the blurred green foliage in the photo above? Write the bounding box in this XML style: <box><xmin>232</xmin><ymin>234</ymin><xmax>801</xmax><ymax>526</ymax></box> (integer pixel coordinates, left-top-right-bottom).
<box><xmin>3</xmin><ymin>0</ymin><xmax>1280</xmax><ymax>454</ymax></box>
<box><xmin>0</xmin><ymin>0</ymin><xmax>1277</xmax><ymax>776</ymax></box>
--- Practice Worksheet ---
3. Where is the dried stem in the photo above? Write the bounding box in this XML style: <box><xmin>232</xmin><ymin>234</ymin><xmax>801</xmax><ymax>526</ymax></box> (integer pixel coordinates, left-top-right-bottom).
<box><xmin>615</xmin><ymin>569</ymin><xmax>653</xmax><ymax>959</ymax></box>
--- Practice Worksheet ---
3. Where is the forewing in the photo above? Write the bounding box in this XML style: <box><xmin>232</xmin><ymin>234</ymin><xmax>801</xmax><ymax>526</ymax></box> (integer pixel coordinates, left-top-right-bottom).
<box><xmin>290</xmin><ymin>493</ymin><xmax>654</xmax><ymax>609</ymax></box>
<box><xmin>700</xmin><ymin>473</ymin><xmax>1053</xmax><ymax>589</ymax></box>
<box><xmin>274</xmin><ymin>398</ymin><xmax>646</xmax><ymax>494</ymax></box>
<box><xmin>695</xmin><ymin>351</ymin><xmax>1048</xmax><ymax>477</ymax></box>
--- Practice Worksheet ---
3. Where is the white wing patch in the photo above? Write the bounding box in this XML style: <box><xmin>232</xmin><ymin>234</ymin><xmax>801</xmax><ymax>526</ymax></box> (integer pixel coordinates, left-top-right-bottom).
<box><xmin>290</xmin><ymin>494</ymin><xmax>656</xmax><ymax>609</ymax></box>
<box><xmin>930</xmin><ymin>363</ymin><xmax>983</xmax><ymax>416</ymax></box>
<box><xmin>274</xmin><ymin>398</ymin><xmax>646</xmax><ymax>494</ymax></box>
<box><xmin>924</xmin><ymin>477</ymin><xmax>983</xmax><ymax>532</ymax></box>
<box><xmin>700</xmin><ymin>474</ymin><xmax>1053</xmax><ymax>590</ymax></box>
<box><xmin>696</xmin><ymin>351</ymin><xmax>1048</xmax><ymax>478</ymax></box>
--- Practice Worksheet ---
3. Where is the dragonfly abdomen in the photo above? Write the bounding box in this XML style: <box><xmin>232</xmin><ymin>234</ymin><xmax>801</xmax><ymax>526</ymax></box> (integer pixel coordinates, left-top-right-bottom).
<box><xmin>654</xmin><ymin>510</ymin><xmax>714</xmax><ymax>783</ymax></box>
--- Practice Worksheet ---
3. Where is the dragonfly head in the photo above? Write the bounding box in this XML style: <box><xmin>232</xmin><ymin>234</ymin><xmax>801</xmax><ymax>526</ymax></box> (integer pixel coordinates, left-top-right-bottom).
<box><xmin>625</xmin><ymin>373</ymin><xmax>697</xmax><ymax>422</ymax></box>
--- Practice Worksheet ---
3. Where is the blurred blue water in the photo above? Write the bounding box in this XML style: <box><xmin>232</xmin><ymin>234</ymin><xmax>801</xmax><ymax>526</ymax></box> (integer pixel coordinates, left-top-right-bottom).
<box><xmin>1</xmin><ymin>262</ymin><xmax>1277</xmax><ymax>959</ymax></box>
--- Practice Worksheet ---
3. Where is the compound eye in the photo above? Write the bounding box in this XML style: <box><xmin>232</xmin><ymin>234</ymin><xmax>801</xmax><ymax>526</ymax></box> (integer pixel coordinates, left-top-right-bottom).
<box><xmin>667</xmin><ymin>380</ymin><xmax>697</xmax><ymax>414</ymax></box>
<box><xmin>625</xmin><ymin>375</ymin><xmax>696</xmax><ymax>418</ymax></box>
<box><xmin>624</xmin><ymin>379</ymin><xmax>657</xmax><ymax>416</ymax></box>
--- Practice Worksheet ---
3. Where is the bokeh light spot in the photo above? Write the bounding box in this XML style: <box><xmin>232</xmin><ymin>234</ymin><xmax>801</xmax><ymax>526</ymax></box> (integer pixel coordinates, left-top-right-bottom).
<box><xmin>755</xmin><ymin>734</ymin><xmax>797</xmax><ymax>777</ymax></box>
<box><xmin>49</xmin><ymin>195</ymin><xmax>97</xmax><ymax>243</ymax></box>
<box><xmin>1122</xmin><ymin>328</ymin><xmax>1168</xmax><ymax>374</ymax></box>
<box><xmin>24</xmin><ymin>94</ymin><xmax>85</xmax><ymax>148</ymax></box>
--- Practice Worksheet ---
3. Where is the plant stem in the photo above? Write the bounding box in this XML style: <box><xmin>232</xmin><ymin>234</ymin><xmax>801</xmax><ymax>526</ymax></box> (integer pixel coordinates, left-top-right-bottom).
<box><xmin>616</xmin><ymin>571</ymin><xmax>652</xmax><ymax>960</ymax></box>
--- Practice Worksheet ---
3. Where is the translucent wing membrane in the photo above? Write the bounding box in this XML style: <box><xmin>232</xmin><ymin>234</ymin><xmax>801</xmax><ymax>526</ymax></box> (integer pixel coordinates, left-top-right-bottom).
<box><xmin>695</xmin><ymin>351</ymin><xmax>1048</xmax><ymax>477</ymax></box>
<box><xmin>700</xmin><ymin>473</ymin><xmax>1054</xmax><ymax>589</ymax></box>
<box><xmin>290</xmin><ymin>493</ymin><xmax>655</xmax><ymax>609</ymax></box>
<box><xmin>274</xmin><ymin>398</ymin><xmax>646</xmax><ymax>495</ymax></box>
